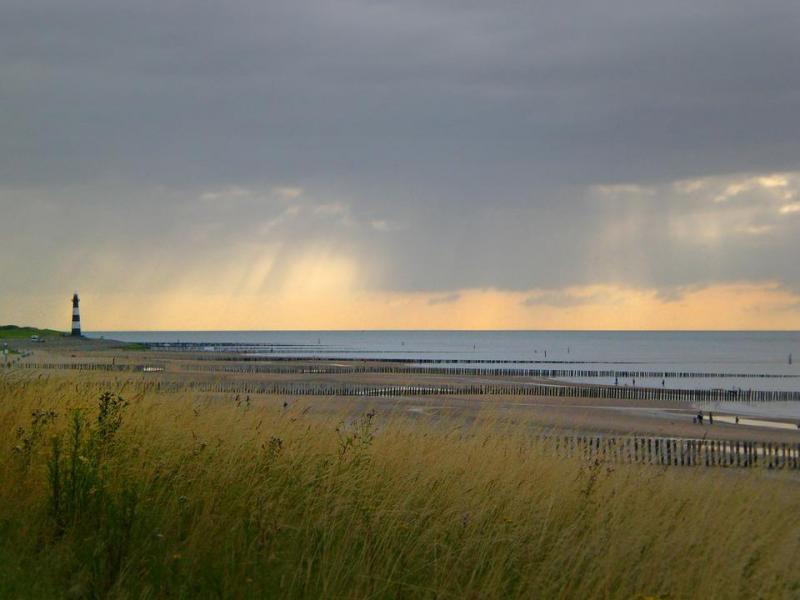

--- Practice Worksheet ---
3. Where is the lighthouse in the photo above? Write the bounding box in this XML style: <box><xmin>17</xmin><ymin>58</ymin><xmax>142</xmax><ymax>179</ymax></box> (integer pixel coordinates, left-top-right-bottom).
<box><xmin>71</xmin><ymin>293</ymin><xmax>81</xmax><ymax>337</ymax></box>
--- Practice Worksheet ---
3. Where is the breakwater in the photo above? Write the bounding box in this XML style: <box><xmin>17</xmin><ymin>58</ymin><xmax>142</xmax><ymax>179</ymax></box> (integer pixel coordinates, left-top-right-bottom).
<box><xmin>145</xmin><ymin>379</ymin><xmax>800</xmax><ymax>403</ymax></box>
<box><xmin>15</xmin><ymin>361</ymin><xmax>800</xmax><ymax>402</ymax></box>
<box><xmin>538</xmin><ymin>434</ymin><xmax>799</xmax><ymax>469</ymax></box>
<box><xmin>17</xmin><ymin>360</ymin><xmax>799</xmax><ymax>382</ymax></box>
<box><xmin>170</xmin><ymin>362</ymin><xmax>798</xmax><ymax>382</ymax></box>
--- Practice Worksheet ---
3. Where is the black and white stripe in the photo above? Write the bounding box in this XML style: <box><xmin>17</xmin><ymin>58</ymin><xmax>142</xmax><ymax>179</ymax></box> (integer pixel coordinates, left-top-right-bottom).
<box><xmin>71</xmin><ymin>293</ymin><xmax>81</xmax><ymax>337</ymax></box>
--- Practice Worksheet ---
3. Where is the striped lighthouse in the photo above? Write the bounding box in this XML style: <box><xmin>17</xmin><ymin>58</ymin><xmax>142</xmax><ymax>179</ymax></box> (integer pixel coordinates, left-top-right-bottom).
<box><xmin>71</xmin><ymin>293</ymin><xmax>81</xmax><ymax>337</ymax></box>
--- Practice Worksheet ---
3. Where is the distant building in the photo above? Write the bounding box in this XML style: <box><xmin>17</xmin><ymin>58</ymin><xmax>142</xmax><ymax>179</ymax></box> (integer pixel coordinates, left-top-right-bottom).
<box><xmin>71</xmin><ymin>293</ymin><xmax>81</xmax><ymax>337</ymax></box>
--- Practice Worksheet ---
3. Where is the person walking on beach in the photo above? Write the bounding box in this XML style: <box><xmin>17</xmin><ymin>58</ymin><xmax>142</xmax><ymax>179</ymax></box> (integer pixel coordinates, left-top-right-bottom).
<box><xmin>697</xmin><ymin>411</ymin><xmax>704</xmax><ymax>424</ymax></box>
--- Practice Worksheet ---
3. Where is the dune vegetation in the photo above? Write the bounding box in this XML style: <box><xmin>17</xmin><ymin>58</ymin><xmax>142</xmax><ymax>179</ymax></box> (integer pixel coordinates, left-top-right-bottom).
<box><xmin>1</xmin><ymin>375</ymin><xmax>799</xmax><ymax>599</ymax></box>
<box><xmin>0</xmin><ymin>325</ymin><xmax>63</xmax><ymax>340</ymax></box>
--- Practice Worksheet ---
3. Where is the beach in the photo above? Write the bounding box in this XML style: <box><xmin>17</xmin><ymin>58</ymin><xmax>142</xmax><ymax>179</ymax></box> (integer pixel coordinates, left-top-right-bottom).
<box><xmin>8</xmin><ymin>333</ymin><xmax>800</xmax><ymax>446</ymax></box>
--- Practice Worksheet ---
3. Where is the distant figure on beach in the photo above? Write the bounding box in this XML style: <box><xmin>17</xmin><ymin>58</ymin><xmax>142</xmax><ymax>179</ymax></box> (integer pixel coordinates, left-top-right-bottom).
<box><xmin>735</xmin><ymin>416</ymin><xmax>740</xmax><ymax>424</ymax></box>
<box><xmin>708</xmin><ymin>412</ymin><xmax>714</xmax><ymax>425</ymax></box>
<box><xmin>697</xmin><ymin>411</ymin><xmax>704</xmax><ymax>424</ymax></box>
<box><xmin>615</xmin><ymin>376</ymin><xmax>619</xmax><ymax>386</ymax></box>
<box><xmin>661</xmin><ymin>378</ymin><xmax>665</xmax><ymax>387</ymax></box>
<box><xmin>632</xmin><ymin>378</ymin><xmax>636</xmax><ymax>386</ymax></box>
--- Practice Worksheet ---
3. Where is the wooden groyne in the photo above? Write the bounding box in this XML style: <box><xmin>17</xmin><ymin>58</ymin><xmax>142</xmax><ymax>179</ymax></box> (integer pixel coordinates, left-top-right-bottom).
<box><xmin>171</xmin><ymin>362</ymin><xmax>799</xmax><ymax>382</ymax></box>
<box><xmin>139</xmin><ymin>379</ymin><xmax>800</xmax><ymax>403</ymax></box>
<box><xmin>10</xmin><ymin>362</ymin><xmax>800</xmax><ymax>403</ymax></box>
<box><xmin>4</xmin><ymin>374</ymin><xmax>797</xmax><ymax>470</ymax></box>
<box><xmin>16</xmin><ymin>363</ymin><xmax>161</xmax><ymax>372</ymax></box>
<box><xmin>537</xmin><ymin>434</ymin><xmax>800</xmax><ymax>469</ymax></box>
<box><xmin>11</xmin><ymin>362</ymin><xmax>800</xmax><ymax>402</ymax></box>
<box><xmin>17</xmin><ymin>360</ymin><xmax>798</xmax><ymax>384</ymax></box>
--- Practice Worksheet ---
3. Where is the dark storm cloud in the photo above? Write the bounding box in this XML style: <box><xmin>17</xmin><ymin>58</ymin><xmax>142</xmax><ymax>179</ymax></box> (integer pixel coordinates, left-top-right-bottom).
<box><xmin>2</xmin><ymin>0</ymin><xmax>800</xmax><ymax>299</ymax></box>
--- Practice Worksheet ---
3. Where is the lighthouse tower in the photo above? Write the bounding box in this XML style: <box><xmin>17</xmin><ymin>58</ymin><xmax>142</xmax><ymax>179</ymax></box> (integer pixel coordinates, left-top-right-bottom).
<box><xmin>71</xmin><ymin>293</ymin><xmax>81</xmax><ymax>337</ymax></box>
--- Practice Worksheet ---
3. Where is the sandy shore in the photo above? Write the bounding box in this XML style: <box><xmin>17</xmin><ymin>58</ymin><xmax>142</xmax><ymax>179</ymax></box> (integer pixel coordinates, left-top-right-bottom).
<box><xmin>5</xmin><ymin>336</ymin><xmax>800</xmax><ymax>444</ymax></box>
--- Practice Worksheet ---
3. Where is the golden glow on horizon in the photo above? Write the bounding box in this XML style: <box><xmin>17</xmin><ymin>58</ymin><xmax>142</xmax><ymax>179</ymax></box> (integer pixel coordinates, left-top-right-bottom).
<box><xmin>4</xmin><ymin>170</ymin><xmax>800</xmax><ymax>332</ymax></box>
<box><xmin>5</xmin><ymin>282</ymin><xmax>800</xmax><ymax>331</ymax></box>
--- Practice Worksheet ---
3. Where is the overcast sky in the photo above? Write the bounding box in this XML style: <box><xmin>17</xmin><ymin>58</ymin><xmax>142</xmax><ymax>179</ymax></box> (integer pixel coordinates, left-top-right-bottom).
<box><xmin>2</xmin><ymin>0</ymin><xmax>800</xmax><ymax>329</ymax></box>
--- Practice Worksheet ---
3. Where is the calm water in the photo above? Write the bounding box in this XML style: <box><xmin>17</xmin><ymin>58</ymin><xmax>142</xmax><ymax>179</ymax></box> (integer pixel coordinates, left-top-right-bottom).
<box><xmin>89</xmin><ymin>331</ymin><xmax>800</xmax><ymax>392</ymax></box>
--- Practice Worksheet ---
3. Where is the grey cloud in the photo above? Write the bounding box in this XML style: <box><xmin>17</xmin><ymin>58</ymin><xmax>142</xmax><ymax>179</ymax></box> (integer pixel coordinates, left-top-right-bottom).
<box><xmin>3</xmin><ymin>1</ymin><xmax>800</xmax><ymax>187</ymax></box>
<box><xmin>2</xmin><ymin>1</ymin><xmax>800</xmax><ymax>303</ymax></box>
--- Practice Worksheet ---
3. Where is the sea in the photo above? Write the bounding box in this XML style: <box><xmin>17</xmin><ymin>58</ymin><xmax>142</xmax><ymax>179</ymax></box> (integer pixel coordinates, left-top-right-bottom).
<box><xmin>88</xmin><ymin>331</ymin><xmax>800</xmax><ymax>394</ymax></box>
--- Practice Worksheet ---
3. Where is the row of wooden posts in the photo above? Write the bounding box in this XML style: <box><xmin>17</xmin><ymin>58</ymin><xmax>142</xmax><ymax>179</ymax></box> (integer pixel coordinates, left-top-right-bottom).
<box><xmin>173</xmin><ymin>362</ymin><xmax>797</xmax><ymax>381</ymax></box>
<box><xmin>138</xmin><ymin>379</ymin><xmax>800</xmax><ymax>403</ymax></box>
<box><xmin>14</xmin><ymin>362</ymin><xmax>800</xmax><ymax>402</ymax></box>
<box><xmin>58</xmin><ymin>378</ymin><xmax>800</xmax><ymax>470</ymax></box>
<box><xmin>7</xmin><ymin>375</ymin><xmax>796</xmax><ymax>470</ymax></box>
<box><xmin>17</xmin><ymin>362</ymin><xmax>135</xmax><ymax>372</ymax></box>
<box><xmin>540</xmin><ymin>435</ymin><xmax>799</xmax><ymax>469</ymax></box>
<box><xmin>17</xmin><ymin>360</ymin><xmax>800</xmax><ymax>389</ymax></box>
<box><xmin>159</xmin><ymin>351</ymin><xmax>673</xmax><ymax>365</ymax></box>
<box><xmin>18</xmin><ymin>356</ymin><xmax>797</xmax><ymax>383</ymax></box>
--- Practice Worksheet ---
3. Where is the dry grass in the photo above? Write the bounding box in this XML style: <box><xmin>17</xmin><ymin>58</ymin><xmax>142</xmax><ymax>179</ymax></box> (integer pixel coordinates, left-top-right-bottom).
<box><xmin>1</xmin><ymin>374</ymin><xmax>799</xmax><ymax>599</ymax></box>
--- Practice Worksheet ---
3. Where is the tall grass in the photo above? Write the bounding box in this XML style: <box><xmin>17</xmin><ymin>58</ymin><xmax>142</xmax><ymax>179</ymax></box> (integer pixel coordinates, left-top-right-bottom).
<box><xmin>1</xmin><ymin>376</ymin><xmax>799</xmax><ymax>599</ymax></box>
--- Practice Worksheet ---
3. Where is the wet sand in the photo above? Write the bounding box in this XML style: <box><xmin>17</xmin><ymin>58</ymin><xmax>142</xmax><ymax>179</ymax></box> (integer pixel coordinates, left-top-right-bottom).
<box><xmin>6</xmin><ymin>336</ymin><xmax>800</xmax><ymax>444</ymax></box>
